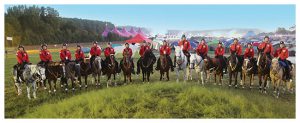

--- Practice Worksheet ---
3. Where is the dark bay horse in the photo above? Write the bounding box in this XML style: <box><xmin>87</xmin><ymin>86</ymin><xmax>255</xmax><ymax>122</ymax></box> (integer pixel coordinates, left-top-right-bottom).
<box><xmin>140</xmin><ymin>50</ymin><xmax>156</xmax><ymax>82</ymax></box>
<box><xmin>257</xmin><ymin>49</ymin><xmax>271</xmax><ymax>93</ymax></box>
<box><xmin>77</xmin><ymin>58</ymin><xmax>93</xmax><ymax>90</ymax></box>
<box><xmin>203</xmin><ymin>56</ymin><xmax>223</xmax><ymax>85</ymax></box>
<box><xmin>121</xmin><ymin>56</ymin><xmax>132</xmax><ymax>84</ymax></box>
<box><xmin>102</xmin><ymin>54</ymin><xmax>117</xmax><ymax>88</ymax></box>
<box><xmin>61</xmin><ymin>61</ymin><xmax>77</xmax><ymax>93</ymax></box>
<box><xmin>46</xmin><ymin>61</ymin><xmax>63</xmax><ymax>94</ymax></box>
<box><xmin>159</xmin><ymin>55</ymin><xmax>170</xmax><ymax>81</ymax></box>
<box><xmin>228</xmin><ymin>52</ymin><xmax>243</xmax><ymax>88</ymax></box>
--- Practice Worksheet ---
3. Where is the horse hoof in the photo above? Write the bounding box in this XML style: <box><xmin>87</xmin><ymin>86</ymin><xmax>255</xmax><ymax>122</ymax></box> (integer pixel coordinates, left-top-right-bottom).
<box><xmin>54</xmin><ymin>89</ymin><xmax>57</xmax><ymax>93</ymax></box>
<box><xmin>229</xmin><ymin>84</ymin><xmax>232</xmax><ymax>87</ymax></box>
<box><xmin>44</xmin><ymin>87</ymin><xmax>47</xmax><ymax>90</ymax></box>
<box><xmin>48</xmin><ymin>90</ymin><xmax>52</xmax><ymax>93</ymax></box>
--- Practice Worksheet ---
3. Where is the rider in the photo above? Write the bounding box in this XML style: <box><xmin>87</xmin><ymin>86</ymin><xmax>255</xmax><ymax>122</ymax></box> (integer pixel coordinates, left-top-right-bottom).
<box><xmin>60</xmin><ymin>43</ymin><xmax>72</xmax><ymax>64</ymax></box>
<box><xmin>229</xmin><ymin>38</ymin><xmax>243</xmax><ymax>66</ymax></box>
<box><xmin>121</xmin><ymin>42</ymin><xmax>135</xmax><ymax>74</ymax></box>
<box><xmin>89</xmin><ymin>41</ymin><xmax>101</xmax><ymax>69</ymax></box>
<box><xmin>177</xmin><ymin>34</ymin><xmax>191</xmax><ymax>66</ymax></box>
<box><xmin>104</xmin><ymin>42</ymin><xmax>119</xmax><ymax>73</ymax></box>
<box><xmin>196</xmin><ymin>38</ymin><xmax>208</xmax><ymax>59</ymax></box>
<box><xmin>215</xmin><ymin>41</ymin><xmax>227</xmax><ymax>73</ymax></box>
<box><xmin>75</xmin><ymin>44</ymin><xmax>85</xmax><ymax>64</ymax></box>
<box><xmin>155</xmin><ymin>40</ymin><xmax>174</xmax><ymax>71</ymax></box>
<box><xmin>274</xmin><ymin>41</ymin><xmax>290</xmax><ymax>80</ymax></box>
<box><xmin>244</xmin><ymin>42</ymin><xmax>256</xmax><ymax>72</ymax></box>
<box><xmin>137</xmin><ymin>40</ymin><xmax>151</xmax><ymax>74</ymax></box>
<box><xmin>258</xmin><ymin>36</ymin><xmax>273</xmax><ymax>60</ymax></box>
<box><xmin>38</xmin><ymin>43</ymin><xmax>52</xmax><ymax>67</ymax></box>
<box><xmin>15</xmin><ymin>45</ymin><xmax>30</xmax><ymax>82</ymax></box>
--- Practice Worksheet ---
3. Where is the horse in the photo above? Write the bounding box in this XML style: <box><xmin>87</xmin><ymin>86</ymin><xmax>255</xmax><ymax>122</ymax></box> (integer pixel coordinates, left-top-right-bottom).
<box><xmin>45</xmin><ymin>61</ymin><xmax>63</xmax><ymax>94</ymax></box>
<box><xmin>228</xmin><ymin>52</ymin><xmax>243</xmax><ymax>88</ymax></box>
<box><xmin>61</xmin><ymin>61</ymin><xmax>77</xmax><ymax>93</ymax></box>
<box><xmin>102</xmin><ymin>54</ymin><xmax>117</xmax><ymax>88</ymax></box>
<box><xmin>159</xmin><ymin>54</ymin><xmax>170</xmax><ymax>81</ymax></box>
<box><xmin>12</xmin><ymin>64</ymin><xmax>46</xmax><ymax>99</ymax></box>
<box><xmin>241</xmin><ymin>58</ymin><xmax>255</xmax><ymax>89</ymax></box>
<box><xmin>91</xmin><ymin>56</ymin><xmax>102</xmax><ymax>88</ymax></box>
<box><xmin>121</xmin><ymin>55</ymin><xmax>132</xmax><ymax>84</ymax></box>
<box><xmin>270</xmin><ymin>58</ymin><xmax>294</xmax><ymax>98</ymax></box>
<box><xmin>190</xmin><ymin>53</ymin><xmax>205</xmax><ymax>84</ymax></box>
<box><xmin>140</xmin><ymin>50</ymin><xmax>156</xmax><ymax>82</ymax></box>
<box><xmin>257</xmin><ymin>49</ymin><xmax>271</xmax><ymax>93</ymax></box>
<box><xmin>174</xmin><ymin>46</ymin><xmax>189</xmax><ymax>82</ymax></box>
<box><xmin>203</xmin><ymin>56</ymin><xmax>223</xmax><ymax>85</ymax></box>
<box><xmin>76</xmin><ymin>58</ymin><xmax>93</xmax><ymax>90</ymax></box>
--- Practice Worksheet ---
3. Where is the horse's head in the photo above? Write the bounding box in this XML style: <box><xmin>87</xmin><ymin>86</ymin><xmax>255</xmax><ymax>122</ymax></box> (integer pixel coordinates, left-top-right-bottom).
<box><xmin>242</xmin><ymin>58</ymin><xmax>253</xmax><ymax>71</ymax></box>
<box><xmin>271</xmin><ymin>58</ymin><xmax>279</xmax><ymax>68</ymax></box>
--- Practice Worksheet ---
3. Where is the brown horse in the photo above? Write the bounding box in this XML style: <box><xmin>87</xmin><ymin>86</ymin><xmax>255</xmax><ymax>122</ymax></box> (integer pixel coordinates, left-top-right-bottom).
<box><xmin>257</xmin><ymin>49</ymin><xmax>271</xmax><ymax>93</ymax></box>
<box><xmin>159</xmin><ymin>55</ymin><xmax>170</xmax><ymax>81</ymax></box>
<box><xmin>102</xmin><ymin>54</ymin><xmax>117</xmax><ymax>88</ymax></box>
<box><xmin>121</xmin><ymin>56</ymin><xmax>132</xmax><ymax>84</ymax></box>
<box><xmin>228</xmin><ymin>52</ymin><xmax>243</xmax><ymax>88</ymax></box>
<box><xmin>204</xmin><ymin>56</ymin><xmax>223</xmax><ymax>85</ymax></box>
<box><xmin>241</xmin><ymin>58</ymin><xmax>255</xmax><ymax>89</ymax></box>
<box><xmin>46</xmin><ymin>61</ymin><xmax>63</xmax><ymax>94</ymax></box>
<box><xmin>77</xmin><ymin>58</ymin><xmax>92</xmax><ymax>90</ymax></box>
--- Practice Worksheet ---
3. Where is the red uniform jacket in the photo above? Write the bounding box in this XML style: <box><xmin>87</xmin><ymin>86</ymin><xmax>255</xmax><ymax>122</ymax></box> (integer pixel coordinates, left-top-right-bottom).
<box><xmin>274</xmin><ymin>48</ymin><xmax>289</xmax><ymax>60</ymax></box>
<box><xmin>75</xmin><ymin>49</ymin><xmax>85</xmax><ymax>61</ymax></box>
<box><xmin>178</xmin><ymin>40</ymin><xmax>191</xmax><ymax>51</ymax></box>
<box><xmin>196</xmin><ymin>43</ymin><xmax>208</xmax><ymax>55</ymax></box>
<box><xmin>139</xmin><ymin>45</ymin><xmax>150</xmax><ymax>57</ymax></box>
<box><xmin>230</xmin><ymin>43</ymin><xmax>242</xmax><ymax>55</ymax></box>
<box><xmin>123</xmin><ymin>48</ymin><xmax>133</xmax><ymax>58</ymax></box>
<box><xmin>16</xmin><ymin>51</ymin><xmax>29</xmax><ymax>64</ymax></box>
<box><xmin>244</xmin><ymin>48</ymin><xmax>254</xmax><ymax>58</ymax></box>
<box><xmin>60</xmin><ymin>49</ymin><xmax>71</xmax><ymax>62</ymax></box>
<box><xmin>90</xmin><ymin>46</ymin><xmax>101</xmax><ymax>56</ymax></box>
<box><xmin>258</xmin><ymin>42</ymin><xmax>273</xmax><ymax>56</ymax></box>
<box><xmin>104</xmin><ymin>47</ymin><xmax>115</xmax><ymax>57</ymax></box>
<box><xmin>215</xmin><ymin>46</ymin><xmax>225</xmax><ymax>56</ymax></box>
<box><xmin>39</xmin><ymin>49</ymin><xmax>52</xmax><ymax>62</ymax></box>
<box><xmin>159</xmin><ymin>45</ymin><xmax>171</xmax><ymax>55</ymax></box>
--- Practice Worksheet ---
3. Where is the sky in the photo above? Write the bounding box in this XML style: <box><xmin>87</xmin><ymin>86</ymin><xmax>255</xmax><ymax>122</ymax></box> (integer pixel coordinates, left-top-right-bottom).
<box><xmin>5</xmin><ymin>4</ymin><xmax>295</xmax><ymax>34</ymax></box>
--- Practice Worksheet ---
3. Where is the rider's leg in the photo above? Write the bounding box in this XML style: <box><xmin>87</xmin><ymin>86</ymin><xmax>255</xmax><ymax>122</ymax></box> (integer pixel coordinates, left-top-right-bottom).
<box><xmin>90</xmin><ymin>55</ymin><xmax>95</xmax><ymax>69</ymax></box>
<box><xmin>155</xmin><ymin>57</ymin><xmax>160</xmax><ymax>70</ymax></box>
<box><xmin>173</xmin><ymin>56</ymin><xmax>176</xmax><ymax>67</ymax></box>
<box><xmin>283</xmin><ymin>59</ymin><xmax>290</xmax><ymax>80</ymax></box>
<box><xmin>167</xmin><ymin>55</ymin><xmax>174</xmax><ymax>71</ymax></box>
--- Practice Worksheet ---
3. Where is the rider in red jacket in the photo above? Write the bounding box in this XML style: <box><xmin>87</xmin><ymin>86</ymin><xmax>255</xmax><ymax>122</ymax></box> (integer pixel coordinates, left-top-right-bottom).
<box><xmin>258</xmin><ymin>36</ymin><xmax>273</xmax><ymax>60</ymax></box>
<box><xmin>177</xmin><ymin>34</ymin><xmax>191</xmax><ymax>66</ymax></box>
<box><xmin>244</xmin><ymin>43</ymin><xmax>255</xmax><ymax>59</ymax></box>
<box><xmin>104</xmin><ymin>42</ymin><xmax>119</xmax><ymax>73</ymax></box>
<box><xmin>75</xmin><ymin>45</ymin><xmax>85</xmax><ymax>64</ymax></box>
<box><xmin>139</xmin><ymin>41</ymin><xmax>150</xmax><ymax>57</ymax></box>
<box><xmin>121</xmin><ymin>43</ymin><xmax>135</xmax><ymax>74</ymax></box>
<box><xmin>89</xmin><ymin>41</ymin><xmax>101</xmax><ymax>69</ymax></box>
<box><xmin>15</xmin><ymin>45</ymin><xmax>30</xmax><ymax>83</ymax></box>
<box><xmin>274</xmin><ymin>41</ymin><xmax>290</xmax><ymax>80</ymax></box>
<box><xmin>229</xmin><ymin>38</ymin><xmax>243</xmax><ymax>66</ymax></box>
<box><xmin>39</xmin><ymin>43</ymin><xmax>52</xmax><ymax>66</ymax></box>
<box><xmin>196</xmin><ymin>39</ymin><xmax>208</xmax><ymax>59</ymax></box>
<box><xmin>156</xmin><ymin>40</ymin><xmax>174</xmax><ymax>71</ymax></box>
<box><xmin>214</xmin><ymin>41</ymin><xmax>227</xmax><ymax>73</ymax></box>
<box><xmin>60</xmin><ymin>43</ymin><xmax>72</xmax><ymax>64</ymax></box>
<box><xmin>137</xmin><ymin>41</ymin><xmax>154</xmax><ymax>74</ymax></box>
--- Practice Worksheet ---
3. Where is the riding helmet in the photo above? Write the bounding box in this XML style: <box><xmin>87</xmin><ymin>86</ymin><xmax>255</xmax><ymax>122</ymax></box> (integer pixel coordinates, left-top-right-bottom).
<box><xmin>77</xmin><ymin>44</ymin><xmax>81</xmax><ymax>48</ymax></box>
<box><xmin>62</xmin><ymin>43</ymin><xmax>67</xmax><ymax>47</ymax></box>
<box><xmin>264</xmin><ymin>36</ymin><xmax>270</xmax><ymax>39</ymax></box>
<box><xmin>125</xmin><ymin>42</ymin><xmax>129</xmax><ymax>45</ymax></box>
<box><xmin>41</xmin><ymin>43</ymin><xmax>47</xmax><ymax>47</ymax></box>
<box><xmin>93</xmin><ymin>41</ymin><xmax>98</xmax><ymax>44</ymax></box>
<box><xmin>182</xmin><ymin>34</ymin><xmax>186</xmax><ymax>38</ymax></box>
<box><xmin>280</xmin><ymin>41</ymin><xmax>285</xmax><ymax>44</ymax></box>
<box><xmin>18</xmin><ymin>45</ymin><xmax>24</xmax><ymax>49</ymax></box>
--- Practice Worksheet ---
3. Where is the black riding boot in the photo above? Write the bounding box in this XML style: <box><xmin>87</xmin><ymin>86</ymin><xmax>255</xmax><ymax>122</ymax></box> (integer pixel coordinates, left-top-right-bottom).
<box><xmin>155</xmin><ymin>58</ymin><xmax>160</xmax><ymax>70</ymax></box>
<box><xmin>173</xmin><ymin>56</ymin><xmax>176</xmax><ymax>67</ymax></box>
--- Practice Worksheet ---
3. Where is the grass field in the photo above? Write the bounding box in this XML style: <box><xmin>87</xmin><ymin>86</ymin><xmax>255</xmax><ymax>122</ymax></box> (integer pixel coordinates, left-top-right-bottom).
<box><xmin>4</xmin><ymin>48</ymin><xmax>295</xmax><ymax>118</ymax></box>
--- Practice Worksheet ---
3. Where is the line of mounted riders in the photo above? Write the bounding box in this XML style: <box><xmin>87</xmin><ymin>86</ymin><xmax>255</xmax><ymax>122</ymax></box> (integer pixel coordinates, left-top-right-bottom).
<box><xmin>12</xmin><ymin>35</ymin><xmax>294</xmax><ymax>99</ymax></box>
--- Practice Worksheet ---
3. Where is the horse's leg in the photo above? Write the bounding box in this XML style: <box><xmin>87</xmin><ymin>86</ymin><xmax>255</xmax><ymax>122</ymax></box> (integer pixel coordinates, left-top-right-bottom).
<box><xmin>129</xmin><ymin>73</ymin><xmax>132</xmax><ymax>82</ymax></box>
<box><xmin>160</xmin><ymin>71</ymin><xmax>163</xmax><ymax>81</ymax></box>
<box><xmin>85</xmin><ymin>76</ymin><xmax>88</xmax><ymax>89</ymax></box>
<box><xmin>26</xmin><ymin>83</ymin><xmax>31</xmax><ymax>99</ymax></box>
<box><xmin>234</xmin><ymin>72</ymin><xmax>238</xmax><ymax>88</ymax></box>
<box><xmin>263</xmin><ymin>75</ymin><xmax>268</xmax><ymax>93</ymax></box>
<box><xmin>229</xmin><ymin>71</ymin><xmax>232</xmax><ymax>86</ymax></box>
<box><xmin>124</xmin><ymin>73</ymin><xmax>127</xmax><ymax>84</ymax></box>
<box><xmin>176</xmin><ymin>69</ymin><xmax>179</xmax><ymax>82</ymax></box>
<box><xmin>64</xmin><ymin>78</ymin><xmax>68</xmax><ymax>93</ymax></box>
<box><xmin>78</xmin><ymin>76</ymin><xmax>82</xmax><ymax>90</ymax></box>
<box><xmin>48</xmin><ymin>79</ymin><xmax>52</xmax><ymax>93</ymax></box>
<box><xmin>114</xmin><ymin>73</ymin><xmax>117</xmax><ymax>86</ymax></box>
<box><xmin>200</xmin><ymin>71</ymin><xmax>204</xmax><ymax>85</ymax></box>
<box><xmin>53</xmin><ymin>80</ymin><xmax>57</xmax><ymax>93</ymax></box>
<box><xmin>167</xmin><ymin>71</ymin><xmax>169</xmax><ymax>81</ymax></box>
<box><xmin>33</xmin><ymin>81</ymin><xmax>37</xmax><ymax>99</ymax></box>
<box><xmin>214</xmin><ymin>73</ymin><xmax>217</xmax><ymax>85</ymax></box>
<box><xmin>71</xmin><ymin>78</ymin><xmax>75</xmax><ymax>93</ymax></box>
<box><xmin>147</xmin><ymin>72</ymin><xmax>150</xmax><ymax>82</ymax></box>
<box><xmin>258</xmin><ymin>74</ymin><xmax>262</xmax><ymax>92</ymax></box>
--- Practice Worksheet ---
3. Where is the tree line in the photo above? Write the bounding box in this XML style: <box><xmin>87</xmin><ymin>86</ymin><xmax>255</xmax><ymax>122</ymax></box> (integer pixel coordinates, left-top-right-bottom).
<box><xmin>5</xmin><ymin>5</ymin><xmax>130</xmax><ymax>47</ymax></box>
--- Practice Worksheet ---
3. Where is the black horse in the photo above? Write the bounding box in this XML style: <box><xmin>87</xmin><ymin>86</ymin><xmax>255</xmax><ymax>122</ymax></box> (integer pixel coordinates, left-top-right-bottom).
<box><xmin>228</xmin><ymin>52</ymin><xmax>243</xmax><ymax>88</ymax></box>
<box><xmin>138</xmin><ymin>50</ymin><xmax>156</xmax><ymax>82</ymax></box>
<box><xmin>257</xmin><ymin>49</ymin><xmax>271</xmax><ymax>93</ymax></box>
<box><xmin>45</xmin><ymin>61</ymin><xmax>63</xmax><ymax>94</ymax></box>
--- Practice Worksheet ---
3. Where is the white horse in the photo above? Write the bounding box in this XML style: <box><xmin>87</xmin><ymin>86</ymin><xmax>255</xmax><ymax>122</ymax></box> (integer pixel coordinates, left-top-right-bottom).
<box><xmin>13</xmin><ymin>64</ymin><xmax>46</xmax><ymax>99</ymax></box>
<box><xmin>190</xmin><ymin>53</ymin><xmax>206</xmax><ymax>84</ymax></box>
<box><xmin>174</xmin><ymin>46</ymin><xmax>189</xmax><ymax>82</ymax></box>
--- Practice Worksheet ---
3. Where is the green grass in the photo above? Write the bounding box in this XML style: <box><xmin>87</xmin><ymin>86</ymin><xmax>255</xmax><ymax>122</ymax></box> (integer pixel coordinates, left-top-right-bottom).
<box><xmin>4</xmin><ymin>49</ymin><xmax>295</xmax><ymax>118</ymax></box>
